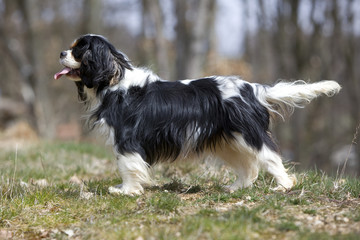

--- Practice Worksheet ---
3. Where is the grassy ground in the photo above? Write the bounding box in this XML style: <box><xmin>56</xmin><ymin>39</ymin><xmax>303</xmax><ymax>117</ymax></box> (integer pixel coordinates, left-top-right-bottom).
<box><xmin>0</xmin><ymin>142</ymin><xmax>359</xmax><ymax>239</ymax></box>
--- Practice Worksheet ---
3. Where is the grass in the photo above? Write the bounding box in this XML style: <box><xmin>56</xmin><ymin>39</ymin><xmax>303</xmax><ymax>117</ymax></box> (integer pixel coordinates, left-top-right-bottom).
<box><xmin>1</xmin><ymin>141</ymin><xmax>360</xmax><ymax>239</ymax></box>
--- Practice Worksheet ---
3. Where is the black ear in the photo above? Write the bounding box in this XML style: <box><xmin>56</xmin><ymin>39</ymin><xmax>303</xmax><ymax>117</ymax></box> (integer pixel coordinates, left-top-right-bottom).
<box><xmin>109</xmin><ymin>48</ymin><xmax>133</xmax><ymax>80</ymax></box>
<box><xmin>79</xmin><ymin>50</ymin><xmax>95</xmax><ymax>88</ymax></box>
<box><xmin>80</xmin><ymin>44</ymin><xmax>117</xmax><ymax>90</ymax></box>
<box><xmin>79</xmin><ymin>37</ymin><xmax>133</xmax><ymax>91</ymax></box>
<box><xmin>75</xmin><ymin>81</ymin><xmax>87</xmax><ymax>101</ymax></box>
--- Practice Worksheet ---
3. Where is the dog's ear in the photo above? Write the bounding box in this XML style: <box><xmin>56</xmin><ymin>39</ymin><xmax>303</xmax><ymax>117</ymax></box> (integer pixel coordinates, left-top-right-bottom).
<box><xmin>108</xmin><ymin>49</ymin><xmax>133</xmax><ymax>87</ymax></box>
<box><xmin>75</xmin><ymin>81</ymin><xmax>87</xmax><ymax>101</ymax></box>
<box><xmin>79</xmin><ymin>37</ymin><xmax>133</xmax><ymax>90</ymax></box>
<box><xmin>79</xmin><ymin>50</ymin><xmax>95</xmax><ymax>88</ymax></box>
<box><xmin>110</xmin><ymin>48</ymin><xmax>133</xmax><ymax>80</ymax></box>
<box><xmin>79</xmin><ymin>46</ymin><xmax>116</xmax><ymax>89</ymax></box>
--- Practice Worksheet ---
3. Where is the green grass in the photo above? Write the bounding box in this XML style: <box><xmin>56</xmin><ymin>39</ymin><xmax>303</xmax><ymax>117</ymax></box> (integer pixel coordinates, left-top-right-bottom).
<box><xmin>1</xmin><ymin>141</ymin><xmax>360</xmax><ymax>239</ymax></box>
<box><xmin>147</xmin><ymin>192</ymin><xmax>182</xmax><ymax>214</ymax></box>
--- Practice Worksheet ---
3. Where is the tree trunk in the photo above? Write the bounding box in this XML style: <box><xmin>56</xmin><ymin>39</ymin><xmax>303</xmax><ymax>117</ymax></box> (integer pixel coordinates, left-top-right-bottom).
<box><xmin>142</xmin><ymin>0</ymin><xmax>171</xmax><ymax>80</ymax></box>
<box><xmin>174</xmin><ymin>0</ymin><xmax>189</xmax><ymax>80</ymax></box>
<box><xmin>187</xmin><ymin>0</ymin><xmax>215</xmax><ymax>78</ymax></box>
<box><xmin>81</xmin><ymin>0</ymin><xmax>103</xmax><ymax>34</ymax></box>
<box><xmin>175</xmin><ymin>0</ymin><xmax>215</xmax><ymax>79</ymax></box>
<box><xmin>20</xmin><ymin>0</ymin><xmax>56</xmax><ymax>138</ymax></box>
<box><xmin>0</xmin><ymin>0</ymin><xmax>37</xmax><ymax>131</ymax></box>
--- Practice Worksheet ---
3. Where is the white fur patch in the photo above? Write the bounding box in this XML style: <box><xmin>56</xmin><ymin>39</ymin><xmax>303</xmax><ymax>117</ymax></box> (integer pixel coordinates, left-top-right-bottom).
<box><xmin>111</xmin><ymin>68</ymin><xmax>160</xmax><ymax>91</ymax></box>
<box><xmin>215</xmin><ymin>135</ymin><xmax>259</xmax><ymax>189</ymax></box>
<box><xmin>180</xmin><ymin>79</ymin><xmax>196</xmax><ymax>85</ymax></box>
<box><xmin>215</xmin><ymin>76</ymin><xmax>246</xmax><ymax>100</ymax></box>
<box><xmin>111</xmin><ymin>152</ymin><xmax>152</xmax><ymax>196</ymax></box>
<box><xmin>257</xmin><ymin>145</ymin><xmax>296</xmax><ymax>190</ymax></box>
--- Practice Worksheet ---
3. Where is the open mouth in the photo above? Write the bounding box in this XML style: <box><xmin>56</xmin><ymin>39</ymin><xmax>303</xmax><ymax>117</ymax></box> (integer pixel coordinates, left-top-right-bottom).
<box><xmin>54</xmin><ymin>67</ymin><xmax>80</xmax><ymax>80</ymax></box>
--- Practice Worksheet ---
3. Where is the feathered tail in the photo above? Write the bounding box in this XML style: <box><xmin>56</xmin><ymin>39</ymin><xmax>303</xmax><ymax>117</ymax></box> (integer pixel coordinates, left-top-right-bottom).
<box><xmin>253</xmin><ymin>80</ymin><xmax>341</xmax><ymax>119</ymax></box>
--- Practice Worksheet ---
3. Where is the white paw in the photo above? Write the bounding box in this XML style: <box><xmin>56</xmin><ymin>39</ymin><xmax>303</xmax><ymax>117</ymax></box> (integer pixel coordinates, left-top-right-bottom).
<box><xmin>224</xmin><ymin>185</ymin><xmax>237</xmax><ymax>193</ymax></box>
<box><xmin>224</xmin><ymin>178</ymin><xmax>254</xmax><ymax>193</ymax></box>
<box><xmin>224</xmin><ymin>182</ymin><xmax>252</xmax><ymax>193</ymax></box>
<box><xmin>271</xmin><ymin>175</ymin><xmax>297</xmax><ymax>192</ymax></box>
<box><xmin>108</xmin><ymin>184</ymin><xmax>143</xmax><ymax>196</ymax></box>
<box><xmin>270</xmin><ymin>185</ymin><xmax>287</xmax><ymax>192</ymax></box>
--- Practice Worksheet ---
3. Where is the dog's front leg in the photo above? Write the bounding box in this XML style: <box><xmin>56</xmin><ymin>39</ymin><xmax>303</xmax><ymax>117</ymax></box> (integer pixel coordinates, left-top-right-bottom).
<box><xmin>109</xmin><ymin>153</ymin><xmax>152</xmax><ymax>196</ymax></box>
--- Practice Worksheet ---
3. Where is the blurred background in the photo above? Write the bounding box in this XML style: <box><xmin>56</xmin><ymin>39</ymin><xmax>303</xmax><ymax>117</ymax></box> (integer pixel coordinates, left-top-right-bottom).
<box><xmin>0</xmin><ymin>0</ymin><xmax>359</xmax><ymax>176</ymax></box>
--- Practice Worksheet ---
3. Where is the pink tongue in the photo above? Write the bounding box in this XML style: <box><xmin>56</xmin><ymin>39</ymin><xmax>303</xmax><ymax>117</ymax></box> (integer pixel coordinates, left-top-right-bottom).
<box><xmin>54</xmin><ymin>67</ymin><xmax>71</xmax><ymax>80</ymax></box>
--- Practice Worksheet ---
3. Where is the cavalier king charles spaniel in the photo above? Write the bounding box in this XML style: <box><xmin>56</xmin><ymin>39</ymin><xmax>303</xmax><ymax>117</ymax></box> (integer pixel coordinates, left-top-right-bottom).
<box><xmin>55</xmin><ymin>34</ymin><xmax>341</xmax><ymax>195</ymax></box>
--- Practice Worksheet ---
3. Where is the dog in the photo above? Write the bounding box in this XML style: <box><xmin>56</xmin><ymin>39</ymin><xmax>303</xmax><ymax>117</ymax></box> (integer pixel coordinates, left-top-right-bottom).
<box><xmin>54</xmin><ymin>34</ymin><xmax>341</xmax><ymax>195</ymax></box>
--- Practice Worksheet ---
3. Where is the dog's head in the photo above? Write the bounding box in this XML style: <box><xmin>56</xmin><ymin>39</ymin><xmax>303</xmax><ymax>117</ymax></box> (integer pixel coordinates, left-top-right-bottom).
<box><xmin>54</xmin><ymin>34</ymin><xmax>132</xmax><ymax>90</ymax></box>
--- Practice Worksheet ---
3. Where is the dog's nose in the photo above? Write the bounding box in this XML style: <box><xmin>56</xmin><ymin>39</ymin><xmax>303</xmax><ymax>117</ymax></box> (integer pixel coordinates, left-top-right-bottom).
<box><xmin>60</xmin><ymin>51</ymin><xmax>67</xmax><ymax>58</ymax></box>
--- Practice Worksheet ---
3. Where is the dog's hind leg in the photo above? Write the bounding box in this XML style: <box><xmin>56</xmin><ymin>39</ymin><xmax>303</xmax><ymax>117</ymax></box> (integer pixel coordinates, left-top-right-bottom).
<box><xmin>109</xmin><ymin>152</ymin><xmax>152</xmax><ymax>196</ymax></box>
<box><xmin>258</xmin><ymin>145</ymin><xmax>296</xmax><ymax>191</ymax></box>
<box><xmin>216</xmin><ymin>143</ymin><xmax>260</xmax><ymax>192</ymax></box>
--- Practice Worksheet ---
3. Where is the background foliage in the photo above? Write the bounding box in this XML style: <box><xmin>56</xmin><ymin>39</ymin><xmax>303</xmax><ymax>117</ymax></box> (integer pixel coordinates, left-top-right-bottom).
<box><xmin>0</xmin><ymin>0</ymin><xmax>359</xmax><ymax>175</ymax></box>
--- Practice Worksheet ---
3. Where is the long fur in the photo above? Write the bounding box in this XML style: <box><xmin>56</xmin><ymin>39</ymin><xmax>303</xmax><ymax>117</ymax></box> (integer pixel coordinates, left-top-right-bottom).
<box><xmin>56</xmin><ymin>34</ymin><xmax>341</xmax><ymax>195</ymax></box>
<box><xmin>253</xmin><ymin>80</ymin><xmax>341</xmax><ymax>119</ymax></box>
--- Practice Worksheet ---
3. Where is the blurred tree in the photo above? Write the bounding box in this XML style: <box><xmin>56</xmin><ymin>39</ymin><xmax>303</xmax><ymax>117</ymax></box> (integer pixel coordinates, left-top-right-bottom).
<box><xmin>243</xmin><ymin>0</ymin><xmax>360</xmax><ymax>174</ymax></box>
<box><xmin>21</xmin><ymin>0</ymin><xmax>56</xmax><ymax>138</ymax></box>
<box><xmin>175</xmin><ymin>0</ymin><xmax>216</xmax><ymax>79</ymax></box>
<box><xmin>0</xmin><ymin>0</ymin><xmax>55</xmax><ymax>137</ymax></box>
<box><xmin>140</xmin><ymin>0</ymin><xmax>171</xmax><ymax>79</ymax></box>
<box><xmin>138</xmin><ymin>0</ymin><xmax>216</xmax><ymax>80</ymax></box>
<box><xmin>0</xmin><ymin>0</ymin><xmax>358</xmax><ymax>174</ymax></box>
<box><xmin>81</xmin><ymin>0</ymin><xmax>103</xmax><ymax>34</ymax></box>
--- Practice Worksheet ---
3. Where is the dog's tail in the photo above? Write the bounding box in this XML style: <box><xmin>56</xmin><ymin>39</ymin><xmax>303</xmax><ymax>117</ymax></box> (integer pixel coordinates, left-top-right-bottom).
<box><xmin>253</xmin><ymin>80</ymin><xmax>341</xmax><ymax>120</ymax></box>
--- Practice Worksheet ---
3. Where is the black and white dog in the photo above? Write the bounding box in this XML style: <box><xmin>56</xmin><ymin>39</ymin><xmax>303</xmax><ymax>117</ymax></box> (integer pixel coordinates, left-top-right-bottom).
<box><xmin>55</xmin><ymin>34</ymin><xmax>341</xmax><ymax>195</ymax></box>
